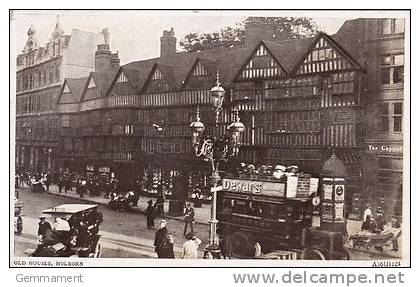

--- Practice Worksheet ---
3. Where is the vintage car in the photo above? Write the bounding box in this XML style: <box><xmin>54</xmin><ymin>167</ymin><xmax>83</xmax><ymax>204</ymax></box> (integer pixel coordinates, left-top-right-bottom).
<box><xmin>30</xmin><ymin>204</ymin><xmax>103</xmax><ymax>258</ymax></box>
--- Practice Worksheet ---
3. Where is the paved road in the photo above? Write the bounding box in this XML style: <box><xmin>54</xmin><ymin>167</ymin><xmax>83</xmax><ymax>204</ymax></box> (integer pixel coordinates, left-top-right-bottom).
<box><xmin>13</xmin><ymin>188</ymin><xmax>209</xmax><ymax>258</ymax></box>
<box><xmin>13</xmin><ymin>188</ymin><xmax>398</xmax><ymax>261</ymax></box>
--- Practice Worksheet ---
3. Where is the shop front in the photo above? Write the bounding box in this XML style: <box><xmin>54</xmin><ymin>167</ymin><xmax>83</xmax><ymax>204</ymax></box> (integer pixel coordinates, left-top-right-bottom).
<box><xmin>363</xmin><ymin>141</ymin><xmax>403</xmax><ymax>220</ymax></box>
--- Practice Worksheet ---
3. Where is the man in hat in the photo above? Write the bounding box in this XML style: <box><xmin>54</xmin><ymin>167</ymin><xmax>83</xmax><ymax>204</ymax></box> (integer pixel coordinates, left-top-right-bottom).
<box><xmin>37</xmin><ymin>215</ymin><xmax>51</xmax><ymax>243</ymax></box>
<box><xmin>146</xmin><ymin>199</ymin><xmax>156</xmax><ymax>229</ymax></box>
<box><xmin>154</xmin><ymin>219</ymin><xmax>169</xmax><ymax>258</ymax></box>
<box><xmin>183</xmin><ymin>203</ymin><xmax>195</xmax><ymax>236</ymax></box>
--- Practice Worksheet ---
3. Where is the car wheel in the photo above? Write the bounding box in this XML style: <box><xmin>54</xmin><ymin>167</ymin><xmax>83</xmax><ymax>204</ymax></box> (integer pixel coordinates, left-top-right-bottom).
<box><xmin>301</xmin><ymin>248</ymin><xmax>326</xmax><ymax>260</ymax></box>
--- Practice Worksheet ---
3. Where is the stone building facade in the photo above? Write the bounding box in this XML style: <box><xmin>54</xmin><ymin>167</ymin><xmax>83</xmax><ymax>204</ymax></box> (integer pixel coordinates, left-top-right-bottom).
<box><xmin>15</xmin><ymin>17</ymin><xmax>103</xmax><ymax>173</ymax></box>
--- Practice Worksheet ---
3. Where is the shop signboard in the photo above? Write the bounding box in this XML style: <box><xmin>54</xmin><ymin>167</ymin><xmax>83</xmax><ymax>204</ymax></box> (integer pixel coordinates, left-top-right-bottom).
<box><xmin>222</xmin><ymin>178</ymin><xmax>286</xmax><ymax>197</ymax></box>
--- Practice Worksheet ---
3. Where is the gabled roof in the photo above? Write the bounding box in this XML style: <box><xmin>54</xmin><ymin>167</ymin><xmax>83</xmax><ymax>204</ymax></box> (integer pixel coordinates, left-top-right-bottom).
<box><xmin>91</xmin><ymin>72</ymin><xmax>116</xmax><ymax>95</ymax></box>
<box><xmin>108</xmin><ymin>18</ymin><xmax>366</xmax><ymax>95</ymax></box>
<box><xmin>57</xmin><ymin>77</ymin><xmax>88</xmax><ymax>104</ymax></box>
<box><xmin>120</xmin><ymin>44</ymin><xmax>254</xmax><ymax>92</ymax></box>
<box><xmin>181</xmin><ymin>57</ymin><xmax>217</xmax><ymax>88</ymax></box>
<box><xmin>80</xmin><ymin>71</ymin><xmax>116</xmax><ymax>101</ymax></box>
<box><xmin>263</xmin><ymin>38</ymin><xmax>315</xmax><ymax>74</ymax></box>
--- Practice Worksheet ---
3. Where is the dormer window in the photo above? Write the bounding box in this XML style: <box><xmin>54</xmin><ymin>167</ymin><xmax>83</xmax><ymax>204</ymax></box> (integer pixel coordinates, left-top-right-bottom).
<box><xmin>116</xmin><ymin>72</ymin><xmax>128</xmax><ymax>83</ymax></box>
<box><xmin>256</xmin><ymin>45</ymin><xmax>268</xmax><ymax>56</ymax></box>
<box><xmin>152</xmin><ymin>68</ymin><xmax>164</xmax><ymax>80</ymax></box>
<box><xmin>192</xmin><ymin>61</ymin><xmax>208</xmax><ymax>76</ymax></box>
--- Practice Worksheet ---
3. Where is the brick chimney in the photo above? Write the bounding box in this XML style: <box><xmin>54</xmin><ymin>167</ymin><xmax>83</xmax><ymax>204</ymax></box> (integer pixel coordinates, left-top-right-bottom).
<box><xmin>111</xmin><ymin>52</ymin><xmax>120</xmax><ymax>72</ymax></box>
<box><xmin>245</xmin><ymin>20</ymin><xmax>273</xmax><ymax>45</ymax></box>
<box><xmin>160</xmin><ymin>28</ymin><xmax>176</xmax><ymax>58</ymax></box>
<box><xmin>95</xmin><ymin>28</ymin><xmax>112</xmax><ymax>72</ymax></box>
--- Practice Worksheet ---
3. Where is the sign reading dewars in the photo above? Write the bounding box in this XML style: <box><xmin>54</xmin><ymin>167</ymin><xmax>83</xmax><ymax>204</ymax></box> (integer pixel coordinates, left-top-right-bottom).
<box><xmin>222</xmin><ymin>178</ymin><xmax>285</xmax><ymax>197</ymax></box>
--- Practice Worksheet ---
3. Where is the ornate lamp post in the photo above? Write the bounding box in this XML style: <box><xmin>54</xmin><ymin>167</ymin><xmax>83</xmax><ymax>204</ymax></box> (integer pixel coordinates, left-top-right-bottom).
<box><xmin>190</xmin><ymin>73</ymin><xmax>244</xmax><ymax>258</ymax></box>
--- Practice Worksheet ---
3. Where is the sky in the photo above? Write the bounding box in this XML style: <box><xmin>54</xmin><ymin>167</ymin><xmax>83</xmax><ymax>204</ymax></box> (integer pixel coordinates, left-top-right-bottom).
<box><xmin>10</xmin><ymin>10</ymin><xmax>364</xmax><ymax>65</ymax></box>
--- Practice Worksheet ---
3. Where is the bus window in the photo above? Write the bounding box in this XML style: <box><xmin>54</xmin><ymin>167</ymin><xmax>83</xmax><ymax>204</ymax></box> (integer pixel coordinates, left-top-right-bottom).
<box><xmin>232</xmin><ymin>200</ymin><xmax>247</xmax><ymax>214</ymax></box>
<box><xmin>262</xmin><ymin>203</ymin><xmax>278</xmax><ymax>220</ymax></box>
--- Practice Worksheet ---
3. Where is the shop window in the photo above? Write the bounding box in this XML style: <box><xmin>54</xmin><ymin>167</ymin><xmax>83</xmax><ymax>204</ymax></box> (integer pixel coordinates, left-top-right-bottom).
<box><xmin>381</xmin><ymin>54</ymin><xmax>404</xmax><ymax>85</ymax></box>
<box><xmin>381</xmin><ymin>18</ymin><xmax>405</xmax><ymax>35</ymax></box>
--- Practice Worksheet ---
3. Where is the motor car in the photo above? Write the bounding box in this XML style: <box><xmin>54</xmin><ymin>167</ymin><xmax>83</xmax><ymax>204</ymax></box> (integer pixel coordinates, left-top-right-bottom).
<box><xmin>30</xmin><ymin>204</ymin><xmax>103</xmax><ymax>258</ymax></box>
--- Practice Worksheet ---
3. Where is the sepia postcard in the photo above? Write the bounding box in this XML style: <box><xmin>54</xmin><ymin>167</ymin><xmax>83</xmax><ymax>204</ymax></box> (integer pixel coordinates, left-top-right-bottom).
<box><xmin>9</xmin><ymin>9</ymin><xmax>410</xmax><ymax>267</ymax></box>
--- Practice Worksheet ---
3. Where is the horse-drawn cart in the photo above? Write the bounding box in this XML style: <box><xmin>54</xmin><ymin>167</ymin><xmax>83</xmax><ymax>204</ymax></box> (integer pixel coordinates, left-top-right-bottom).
<box><xmin>349</xmin><ymin>227</ymin><xmax>400</xmax><ymax>253</ymax></box>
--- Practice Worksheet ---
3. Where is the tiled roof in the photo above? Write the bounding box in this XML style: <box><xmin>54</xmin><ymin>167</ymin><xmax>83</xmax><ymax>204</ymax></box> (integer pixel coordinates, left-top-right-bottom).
<box><xmin>60</xmin><ymin>77</ymin><xmax>89</xmax><ymax>103</ymax></box>
<box><xmin>263</xmin><ymin>37</ymin><xmax>315</xmax><ymax>74</ymax></box>
<box><xmin>114</xmin><ymin>18</ymin><xmax>366</xmax><ymax>94</ymax></box>
<box><xmin>90</xmin><ymin>71</ymin><xmax>117</xmax><ymax>96</ymax></box>
<box><xmin>121</xmin><ymin>44</ymin><xmax>254</xmax><ymax>91</ymax></box>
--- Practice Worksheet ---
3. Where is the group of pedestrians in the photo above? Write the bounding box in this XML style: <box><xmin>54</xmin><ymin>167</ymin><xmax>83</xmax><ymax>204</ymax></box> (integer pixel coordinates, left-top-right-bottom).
<box><xmin>153</xmin><ymin>219</ymin><xmax>202</xmax><ymax>259</ymax></box>
<box><xmin>148</xmin><ymin>199</ymin><xmax>202</xmax><ymax>259</ymax></box>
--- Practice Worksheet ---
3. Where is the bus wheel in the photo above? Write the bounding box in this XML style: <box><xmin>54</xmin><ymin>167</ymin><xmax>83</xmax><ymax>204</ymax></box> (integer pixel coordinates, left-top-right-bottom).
<box><xmin>230</xmin><ymin>231</ymin><xmax>255</xmax><ymax>258</ymax></box>
<box><xmin>301</xmin><ymin>248</ymin><xmax>326</xmax><ymax>260</ymax></box>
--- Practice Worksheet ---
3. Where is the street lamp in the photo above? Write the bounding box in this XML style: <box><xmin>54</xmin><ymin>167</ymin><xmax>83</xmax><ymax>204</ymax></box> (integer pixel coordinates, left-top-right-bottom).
<box><xmin>190</xmin><ymin>74</ymin><xmax>245</xmax><ymax>258</ymax></box>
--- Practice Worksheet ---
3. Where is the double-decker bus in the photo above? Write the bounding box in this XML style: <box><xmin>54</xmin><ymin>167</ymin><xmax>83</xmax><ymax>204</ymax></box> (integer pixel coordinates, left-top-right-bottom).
<box><xmin>216</xmin><ymin>175</ymin><xmax>349</xmax><ymax>260</ymax></box>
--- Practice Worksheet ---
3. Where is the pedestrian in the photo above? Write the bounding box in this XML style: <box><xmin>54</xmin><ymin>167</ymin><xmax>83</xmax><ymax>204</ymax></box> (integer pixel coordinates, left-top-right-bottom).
<box><xmin>15</xmin><ymin>174</ymin><xmax>20</xmax><ymax>188</ymax></box>
<box><xmin>57</xmin><ymin>176</ymin><xmax>64</xmax><ymax>193</ymax></box>
<box><xmin>37</xmin><ymin>215</ymin><xmax>52</xmax><ymax>244</ymax></box>
<box><xmin>154</xmin><ymin>219</ymin><xmax>169</xmax><ymax>258</ymax></box>
<box><xmin>363</xmin><ymin>204</ymin><xmax>372</xmax><ymax>222</ymax></box>
<box><xmin>155</xmin><ymin>194</ymin><xmax>165</xmax><ymax>218</ymax></box>
<box><xmin>390</xmin><ymin>216</ymin><xmax>401</xmax><ymax>252</ymax></box>
<box><xmin>182</xmin><ymin>232</ymin><xmax>201</xmax><ymax>259</ymax></box>
<box><xmin>45</xmin><ymin>172</ymin><xmax>51</xmax><ymax>191</ymax></box>
<box><xmin>64</xmin><ymin>175</ymin><xmax>71</xmax><ymax>193</ymax></box>
<box><xmin>79</xmin><ymin>179</ymin><xmax>87</xmax><ymax>198</ymax></box>
<box><xmin>183</xmin><ymin>203</ymin><xmax>195</xmax><ymax>236</ymax></box>
<box><xmin>104</xmin><ymin>180</ymin><xmax>111</xmax><ymax>199</ymax></box>
<box><xmin>160</xmin><ymin>234</ymin><xmax>175</xmax><ymax>258</ymax></box>
<box><xmin>221</xmin><ymin>226</ymin><xmax>233</xmax><ymax>259</ymax></box>
<box><xmin>361</xmin><ymin>214</ymin><xmax>371</xmax><ymax>231</ymax></box>
<box><xmin>376</xmin><ymin>212</ymin><xmax>386</xmax><ymax>233</ymax></box>
<box><xmin>146</xmin><ymin>200</ymin><xmax>156</xmax><ymax>229</ymax></box>
<box><xmin>253</xmin><ymin>242</ymin><xmax>262</xmax><ymax>258</ymax></box>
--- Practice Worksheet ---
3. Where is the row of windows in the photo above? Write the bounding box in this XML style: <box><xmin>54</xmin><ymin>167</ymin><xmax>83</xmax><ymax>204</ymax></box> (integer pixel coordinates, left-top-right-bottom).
<box><xmin>142</xmin><ymin>137</ymin><xmax>190</xmax><ymax>154</ymax></box>
<box><xmin>16</xmin><ymin>94</ymin><xmax>56</xmax><ymax>114</ymax></box>
<box><xmin>20</xmin><ymin>40</ymin><xmax>63</xmax><ymax>69</ymax></box>
<box><xmin>381</xmin><ymin>19</ymin><xmax>405</xmax><ymax>36</ymax></box>
<box><xmin>17</xmin><ymin>65</ymin><xmax>61</xmax><ymax>92</ymax></box>
<box><xmin>265</xmin><ymin>111</ymin><xmax>321</xmax><ymax>132</ymax></box>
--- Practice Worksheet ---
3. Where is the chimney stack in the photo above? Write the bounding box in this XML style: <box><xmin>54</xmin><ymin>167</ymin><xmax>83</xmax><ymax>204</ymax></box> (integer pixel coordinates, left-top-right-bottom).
<box><xmin>95</xmin><ymin>28</ymin><xmax>112</xmax><ymax>72</ymax></box>
<box><xmin>160</xmin><ymin>28</ymin><xmax>176</xmax><ymax>58</ymax></box>
<box><xmin>111</xmin><ymin>52</ymin><xmax>120</xmax><ymax>72</ymax></box>
<box><xmin>245</xmin><ymin>19</ymin><xmax>273</xmax><ymax>45</ymax></box>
